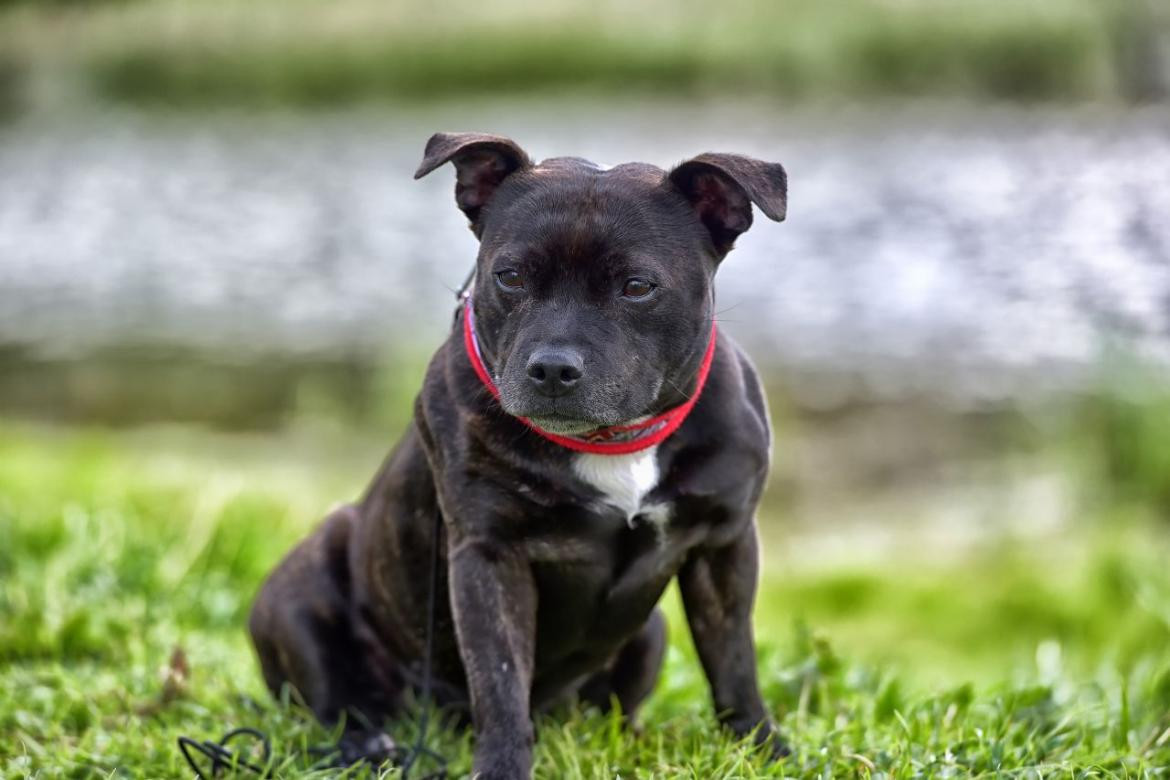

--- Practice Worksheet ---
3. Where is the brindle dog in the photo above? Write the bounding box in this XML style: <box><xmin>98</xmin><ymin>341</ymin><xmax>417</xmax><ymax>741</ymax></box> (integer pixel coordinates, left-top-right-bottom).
<box><xmin>249</xmin><ymin>132</ymin><xmax>788</xmax><ymax>779</ymax></box>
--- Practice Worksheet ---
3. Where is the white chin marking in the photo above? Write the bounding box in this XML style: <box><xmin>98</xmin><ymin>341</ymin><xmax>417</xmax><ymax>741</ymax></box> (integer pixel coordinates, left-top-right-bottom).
<box><xmin>572</xmin><ymin>446</ymin><xmax>661</xmax><ymax>525</ymax></box>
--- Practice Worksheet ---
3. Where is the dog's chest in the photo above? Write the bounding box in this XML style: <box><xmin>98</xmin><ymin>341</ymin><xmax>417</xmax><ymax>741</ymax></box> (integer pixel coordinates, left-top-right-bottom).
<box><xmin>571</xmin><ymin>447</ymin><xmax>671</xmax><ymax>527</ymax></box>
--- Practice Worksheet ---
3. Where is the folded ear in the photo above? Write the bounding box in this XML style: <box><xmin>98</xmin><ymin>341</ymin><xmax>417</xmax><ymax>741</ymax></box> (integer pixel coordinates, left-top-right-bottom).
<box><xmin>414</xmin><ymin>132</ymin><xmax>532</xmax><ymax>233</ymax></box>
<box><xmin>668</xmin><ymin>153</ymin><xmax>787</xmax><ymax>256</ymax></box>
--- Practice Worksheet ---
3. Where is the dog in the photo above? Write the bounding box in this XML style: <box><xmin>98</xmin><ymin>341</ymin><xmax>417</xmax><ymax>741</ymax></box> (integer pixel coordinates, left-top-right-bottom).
<box><xmin>248</xmin><ymin>132</ymin><xmax>788</xmax><ymax>779</ymax></box>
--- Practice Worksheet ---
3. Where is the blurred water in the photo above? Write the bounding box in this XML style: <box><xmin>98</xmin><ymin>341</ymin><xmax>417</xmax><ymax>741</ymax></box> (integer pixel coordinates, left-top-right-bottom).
<box><xmin>1</xmin><ymin>100</ymin><xmax>1168</xmax><ymax>407</ymax></box>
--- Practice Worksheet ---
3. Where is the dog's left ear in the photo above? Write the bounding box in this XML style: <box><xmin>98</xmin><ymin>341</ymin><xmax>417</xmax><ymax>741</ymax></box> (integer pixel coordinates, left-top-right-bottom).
<box><xmin>668</xmin><ymin>153</ymin><xmax>787</xmax><ymax>256</ymax></box>
<box><xmin>414</xmin><ymin>132</ymin><xmax>532</xmax><ymax>234</ymax></box>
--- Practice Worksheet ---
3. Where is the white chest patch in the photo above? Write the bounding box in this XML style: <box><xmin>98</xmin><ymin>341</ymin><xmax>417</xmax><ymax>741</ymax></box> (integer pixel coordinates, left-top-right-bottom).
<box><xmin>572</xmin><ymin>446</ymin><xmax>665</xmax><ymax>525</ymax></box>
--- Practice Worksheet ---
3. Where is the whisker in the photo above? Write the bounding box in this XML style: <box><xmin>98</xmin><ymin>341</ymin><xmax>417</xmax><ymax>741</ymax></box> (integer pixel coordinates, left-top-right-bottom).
<box><xmin>662</xmin><ymin>375</ymin><xmax>694</xmax><ymax>401</ymax></box>
<box><xmin>713</xmin><ymin>300</ymin><xmax>747</xmax><ymax>317</ymax></box>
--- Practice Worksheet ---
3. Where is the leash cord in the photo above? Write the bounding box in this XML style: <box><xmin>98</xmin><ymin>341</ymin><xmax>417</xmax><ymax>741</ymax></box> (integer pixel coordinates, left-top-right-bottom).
<box><xmin>400</xmin><ymin>508</ymin><xmax>447</xmax><ymax>779</ymax></box>
<box><xmin>177</xmin><ymin>728</ymin><xmax>270</xmax><ymax>778</ymax></box>
<box><xmin>175</xmin><ymin>509</ymin><xmax>448</xmax><ymax>778</ymax></box>
<box><xmin>456</xmin><ymin>265</ymin><xmax>476</xmax><ymax>301</ymax></box>
<box><xmin>175</xmin><ymin>266</ymin><xmax>469</xmax><ymax>777</ymax></box>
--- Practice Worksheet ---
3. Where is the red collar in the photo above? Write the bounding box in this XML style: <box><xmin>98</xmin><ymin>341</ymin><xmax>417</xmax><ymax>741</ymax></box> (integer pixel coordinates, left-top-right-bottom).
<box><xmin>462</xmin><ymin>300</ymin><xmax>717</xmax><ymax>456</ymax></box>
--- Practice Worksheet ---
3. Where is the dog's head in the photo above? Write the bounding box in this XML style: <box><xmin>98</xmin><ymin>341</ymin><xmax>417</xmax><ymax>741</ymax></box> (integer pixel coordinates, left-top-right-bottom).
<box><xmin>415</xmin><ymin>132</ymin><xmax>786</xmax><ymax>434</ymax></box>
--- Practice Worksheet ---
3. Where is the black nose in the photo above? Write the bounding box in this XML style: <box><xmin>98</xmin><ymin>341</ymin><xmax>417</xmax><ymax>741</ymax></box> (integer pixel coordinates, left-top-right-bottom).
<box><xmin>526</xmin><ymin>348</ymin><xmax>584</xmax><ymax>397</ymax></box>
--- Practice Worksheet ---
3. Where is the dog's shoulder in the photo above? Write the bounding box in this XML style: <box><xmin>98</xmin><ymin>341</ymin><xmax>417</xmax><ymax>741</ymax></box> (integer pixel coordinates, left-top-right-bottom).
<box><xmin>689</xmin><ymin>330</ymin><xmax>771</xmax><ymax>460</ymax></box>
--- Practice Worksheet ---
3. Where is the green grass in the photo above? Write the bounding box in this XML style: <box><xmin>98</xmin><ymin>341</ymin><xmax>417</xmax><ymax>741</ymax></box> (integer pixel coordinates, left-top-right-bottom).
<box><xmin>2</xmin><ymin>421</ymin><xmax>1170</xmax><ymax>777</ymax></box>
<box><xmin>0</xmin><ymin>0</ymin><xmax>1127</xmax><ymax>110</ymax></box>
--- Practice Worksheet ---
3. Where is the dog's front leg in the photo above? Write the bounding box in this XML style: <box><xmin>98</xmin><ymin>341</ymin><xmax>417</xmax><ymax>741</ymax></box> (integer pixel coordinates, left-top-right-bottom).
<box><xmin>448</xmin><ymin>536</ymin><xmax>537</xmax><ymax>780</ymax></box>
<box><xmin>678</xmin><ymin>523</ymin><xmax>788</xmax><ymax>758</ymax></box>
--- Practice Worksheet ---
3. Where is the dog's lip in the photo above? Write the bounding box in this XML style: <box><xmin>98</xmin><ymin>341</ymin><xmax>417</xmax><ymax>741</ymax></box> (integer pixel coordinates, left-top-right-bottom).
<box><xmin>523</xmin><ymin>414</ymin><xmax>604</xmax><ymax>436</ymax></box>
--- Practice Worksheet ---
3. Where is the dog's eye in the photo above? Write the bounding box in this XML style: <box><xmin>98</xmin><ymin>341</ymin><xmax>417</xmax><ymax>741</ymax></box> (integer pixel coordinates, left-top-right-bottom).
<box><xmin>621</xmin><ymin>278</ymin><xmax>656</xmax><ymax>299</ymax></box>
<box><xmin>496</xmin><ymin>270</ymin><xmax>524</xmax><ymax>290</ymax></box>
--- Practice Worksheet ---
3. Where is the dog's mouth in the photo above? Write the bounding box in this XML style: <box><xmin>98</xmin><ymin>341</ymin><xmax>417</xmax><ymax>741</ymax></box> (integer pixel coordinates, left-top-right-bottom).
<box><xmin>498</xmin><ymin>388</ymin><xmax>624</xmax><ymax>435</ymax></box>
<box><xmin>524</xmin><ymin>415</ymin><xmax>603</xmax><ymax>436</ymax></box>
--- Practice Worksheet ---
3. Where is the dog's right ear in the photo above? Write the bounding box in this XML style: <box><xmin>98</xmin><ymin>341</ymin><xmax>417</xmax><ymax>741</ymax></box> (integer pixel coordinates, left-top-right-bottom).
<box><xmin>414</xmin><ymin>132</ymin><xmax>532</xmax><ymax>233</ymax></box>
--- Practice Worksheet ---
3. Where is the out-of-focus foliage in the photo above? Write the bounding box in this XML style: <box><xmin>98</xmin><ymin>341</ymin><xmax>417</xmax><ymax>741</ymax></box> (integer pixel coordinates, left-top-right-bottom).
<box><xmin>0</xmin><ymin>0</ymin><xmax>1144</xmax><ymax>110</ymax></box>
<box><xmin>1101</xmin><ymin>393</ymin><xmax>1170</xmax><ymax>514</ymax></box>
<box><xmin>0</xmin><ymin>347</ymin><xmax>427</xmax><ymax>432</ymax></box>
<box><xmin>1080</xmin><ymin>362</ymin><xmax>1170</xmax><ymax>519</ymax></box>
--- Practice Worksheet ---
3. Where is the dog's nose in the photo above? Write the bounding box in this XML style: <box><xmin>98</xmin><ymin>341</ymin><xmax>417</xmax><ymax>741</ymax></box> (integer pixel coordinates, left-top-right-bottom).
<box><xmin>526</xmin><ymin>348</ymin><xmax>584</xmax><ymax>397</ymax></box>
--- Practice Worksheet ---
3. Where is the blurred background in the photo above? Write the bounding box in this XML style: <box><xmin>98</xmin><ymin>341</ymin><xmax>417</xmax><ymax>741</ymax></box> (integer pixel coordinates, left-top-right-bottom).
<box><xmin>3</xmin><ymin>0</ymin><xmax>1170</xmax><ymax>764</ymax></box>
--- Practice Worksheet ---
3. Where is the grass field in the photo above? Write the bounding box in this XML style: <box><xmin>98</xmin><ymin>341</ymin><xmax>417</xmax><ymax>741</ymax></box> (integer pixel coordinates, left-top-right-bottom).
<box><xmin>2</xmin><ymin>420</ymin><xmax>1170</xmax><ymax>777</ymax></box>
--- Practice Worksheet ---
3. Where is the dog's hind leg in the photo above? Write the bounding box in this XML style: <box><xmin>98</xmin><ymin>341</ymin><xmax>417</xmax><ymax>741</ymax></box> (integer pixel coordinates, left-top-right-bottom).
<box><xmin>249</xmin><ymin>505</ymin><xmax>403</xmax><ymax>765</ymax></box>
<box><xmin>579</xmin><ymin>608</ymin><xmax>667</xmax><ymax>720</ymax></box>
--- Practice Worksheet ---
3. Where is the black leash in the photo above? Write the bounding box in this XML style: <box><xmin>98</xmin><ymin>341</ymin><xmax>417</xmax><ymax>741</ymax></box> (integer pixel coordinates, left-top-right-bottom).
<box><xmin>177</xmin><ymin>728</ymin><xmax>270</xmax><ymax>778</ymax></box>
<box><xmin>175</xmin><ymin>275</ymin><xmax>470</xmax><ymax>778</ymax></box>
<box><xmin>400</xmin><ymin>505</ymin><xmax>447</xmax><ymax>779</ymax></box>
<box><xmin>456</xmin><ymin>265</ymin><xmax>476</xmax><ymax>302</ymax></box>
<box><xmin>176</xmin><ymin>511</ymin><xmax>448</xmax><ymax>778</ymax></box>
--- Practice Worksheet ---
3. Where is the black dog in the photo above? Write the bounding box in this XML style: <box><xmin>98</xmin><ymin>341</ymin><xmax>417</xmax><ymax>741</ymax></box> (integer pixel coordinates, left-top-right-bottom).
<box><xmin>249</xmin><ymin>132</ymin><xmax>788</xmax><ymax>778</ymax></box>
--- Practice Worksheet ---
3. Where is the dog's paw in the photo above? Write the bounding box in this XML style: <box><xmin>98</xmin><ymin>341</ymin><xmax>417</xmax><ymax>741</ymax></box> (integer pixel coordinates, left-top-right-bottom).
<box><xmin>727</xmin><ymin>718</ymin><xmax>790</xmax><ymax>762</ymax></box>
<box><xmin>752</xmin><ymin>723</ymin><xmax>791</xmax><ymax>762</ymax></box>
<box><xmin>761</xmin><ymin>730</ymin><xmax>791</xmax><ymax>762</ymax></box>
<box><xmin>337</xmin><ymin>728</ymin><xmax>398</xmax><ymax>766</ymax></box>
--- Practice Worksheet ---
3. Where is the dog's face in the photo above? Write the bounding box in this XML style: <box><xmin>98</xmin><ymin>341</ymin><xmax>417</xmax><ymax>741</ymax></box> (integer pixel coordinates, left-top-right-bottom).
<box><xmin>416</xmin><ymin>133</ymin><xmax>786</xmax><ymax>433</ymax></box>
